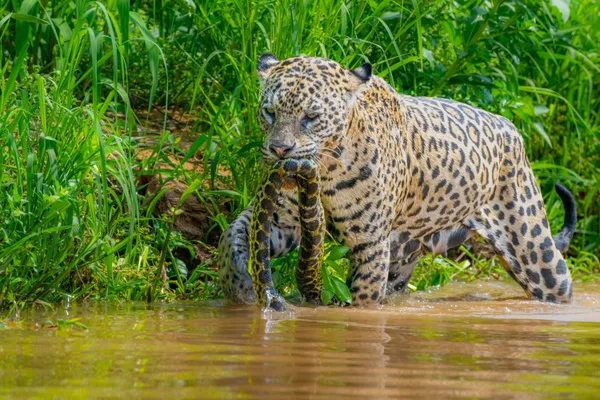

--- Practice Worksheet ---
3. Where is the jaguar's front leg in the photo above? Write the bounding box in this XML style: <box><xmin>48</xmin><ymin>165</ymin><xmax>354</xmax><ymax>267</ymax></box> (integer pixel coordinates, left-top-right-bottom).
<box><xmin>386</xmin><ymin>234</ymin><xmax>423</xmax><ymax>296</ymax></box>
<box><xmin>218</xmin><ymin>206</ymin><xmax>255</xmax><ymax>304</ymax></box>
<box><xmin>347</xmin><ymin>237</ymin><xmax>391</xmax><ymax>306</ymax></box>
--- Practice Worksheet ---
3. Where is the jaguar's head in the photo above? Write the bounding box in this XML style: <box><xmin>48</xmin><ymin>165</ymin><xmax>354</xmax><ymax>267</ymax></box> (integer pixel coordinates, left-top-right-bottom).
<box><xmin>256</xmin><ymin>54</ymin><xmax>371</xmax><ymax>164</ymax></box>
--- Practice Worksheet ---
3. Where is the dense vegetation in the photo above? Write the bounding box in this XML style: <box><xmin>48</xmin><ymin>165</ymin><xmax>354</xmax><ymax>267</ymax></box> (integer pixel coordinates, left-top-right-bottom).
<box><xmin>0</xmin><ymin>0</ymin><xmax>598</xmax><ymax>311</ymax></box>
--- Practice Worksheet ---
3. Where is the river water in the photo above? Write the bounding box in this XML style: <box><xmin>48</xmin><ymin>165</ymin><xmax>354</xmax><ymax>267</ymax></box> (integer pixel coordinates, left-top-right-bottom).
<box><xmin>1</xmin><ymin>280</ymin><xmax>600</xmax><ymax>399</ymax></box>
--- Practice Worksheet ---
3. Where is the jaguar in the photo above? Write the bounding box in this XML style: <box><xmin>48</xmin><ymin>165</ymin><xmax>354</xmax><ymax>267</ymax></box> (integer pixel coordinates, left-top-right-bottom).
<box><xmin>218</xmin><ymin>53</ymin><xmax>577</xmax><ymax>307</ymax></box>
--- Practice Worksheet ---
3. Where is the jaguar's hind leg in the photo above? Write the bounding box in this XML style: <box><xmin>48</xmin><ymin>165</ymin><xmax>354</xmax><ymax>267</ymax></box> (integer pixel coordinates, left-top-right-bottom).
<box><xmin>386</xmin><ymin>255</ymin><xmax>420</xmax><ymax>295</ymax></box>
<box><xmin>386</xmin><ymin>227</ymin><xmax>473</xmax><ymax>295</ymax></box>
<box><xmin>465</xmin><ymin>183</ymin><xmax>573</xmax><ymax>303</ymax></box>
<box><xmin>387</xmin><ymin>236</ymin><xmax>422</xmax><ymax>295</ymax></box>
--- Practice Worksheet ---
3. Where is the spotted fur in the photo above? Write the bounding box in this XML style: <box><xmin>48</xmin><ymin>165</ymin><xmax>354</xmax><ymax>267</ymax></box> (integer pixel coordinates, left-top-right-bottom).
<box><xmin>218</xmin><ymin>54</ymin><xmax>577</xmax><ymax>306</ymax></box>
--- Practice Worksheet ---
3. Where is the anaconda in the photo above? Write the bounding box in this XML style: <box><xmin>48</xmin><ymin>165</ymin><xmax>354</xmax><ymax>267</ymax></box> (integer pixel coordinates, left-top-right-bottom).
<box><xmin>249</xmin><ymin>158</ymin><xmax>325</xmax><ymax>311</ymax></box>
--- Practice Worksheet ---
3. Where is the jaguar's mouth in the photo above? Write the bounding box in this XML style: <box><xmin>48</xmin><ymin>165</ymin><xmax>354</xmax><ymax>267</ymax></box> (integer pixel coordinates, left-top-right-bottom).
<box><xmin>260</xmin><ymin>144</ymin><xmax>317</xmax><ymax>164</ymax></box>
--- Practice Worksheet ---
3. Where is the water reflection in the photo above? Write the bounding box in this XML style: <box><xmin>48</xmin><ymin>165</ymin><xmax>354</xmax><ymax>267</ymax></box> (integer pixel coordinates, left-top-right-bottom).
<box><xmin>1</xmin><ymin>281</ymin><xmax>600</xmax><ymax>398</ymax></box>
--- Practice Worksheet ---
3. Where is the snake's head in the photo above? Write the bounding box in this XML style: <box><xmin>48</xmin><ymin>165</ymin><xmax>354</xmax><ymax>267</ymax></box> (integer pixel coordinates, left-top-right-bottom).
<box><xmin>264</xmin><ymin>286</ymin><xmax>287</xmax><ymax>312</ymax></box>
<box><xmin>268</xmin><ymin>297</ymin><xmax>287</xmax><ymax>311</ymax></box>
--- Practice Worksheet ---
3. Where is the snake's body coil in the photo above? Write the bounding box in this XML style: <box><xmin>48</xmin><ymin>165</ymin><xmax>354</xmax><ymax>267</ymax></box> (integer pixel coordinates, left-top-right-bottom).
<box><xmin>249</xmin><ymin>159</ymin><xmax>325</xmax><ymax>310</ymax></box>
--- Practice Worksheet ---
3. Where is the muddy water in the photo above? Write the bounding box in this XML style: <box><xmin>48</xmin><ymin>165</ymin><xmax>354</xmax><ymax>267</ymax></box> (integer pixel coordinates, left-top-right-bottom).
<box><xmin>2</xmin><ymin>281</ymin><xmax>600</xmax><ymax>399</ymax></box>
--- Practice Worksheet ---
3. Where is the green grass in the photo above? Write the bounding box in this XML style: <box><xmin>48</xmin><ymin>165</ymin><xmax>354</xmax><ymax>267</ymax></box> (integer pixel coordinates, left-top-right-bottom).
<box><xmin>0</xmin><ymin>0</ymin><xmax>598</xmax><ymax>311</ymax></box>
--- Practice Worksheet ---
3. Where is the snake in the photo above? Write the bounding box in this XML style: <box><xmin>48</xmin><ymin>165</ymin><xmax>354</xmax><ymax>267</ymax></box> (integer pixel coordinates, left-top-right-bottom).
<box><xmin>249</xmin><ymin>158</ymin><xmax>325</xmax><ymax>311</ymax></box>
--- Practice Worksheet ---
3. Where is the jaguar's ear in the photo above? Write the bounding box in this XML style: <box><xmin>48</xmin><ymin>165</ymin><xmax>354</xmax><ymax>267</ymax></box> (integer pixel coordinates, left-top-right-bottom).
<box><xmin>346</xmin><ymin>62</ymin><xmax>372</xmax><ymax>106</ymax></box>
<box><xmin>350</xmin><ymin>63</ymin><xmax>372</xmax><ymax>85</ymax></box>
<box><xmin>257</xmin><ymin>53</ymin><xmax>279</xmax><ymax>83</ymax></box>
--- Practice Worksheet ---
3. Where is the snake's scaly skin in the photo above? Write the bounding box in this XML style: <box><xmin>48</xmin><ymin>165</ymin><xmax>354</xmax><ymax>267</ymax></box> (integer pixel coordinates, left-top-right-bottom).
<box><xmin>249</xmin><ymin>159</ymin><xmax>324</xmax><ymax>311</ymax></box>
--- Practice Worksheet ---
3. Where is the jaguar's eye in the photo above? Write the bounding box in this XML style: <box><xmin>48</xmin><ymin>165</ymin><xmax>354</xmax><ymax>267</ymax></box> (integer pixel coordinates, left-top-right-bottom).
<box><xmin>263</xmin><ymin>107</ymin><xmax>276</xmax><ymax>123</ymax></box>
<box><xmin>305</xmin><ymin>112</ymin><xmax>318</xmax><ymax>120</ymax></box>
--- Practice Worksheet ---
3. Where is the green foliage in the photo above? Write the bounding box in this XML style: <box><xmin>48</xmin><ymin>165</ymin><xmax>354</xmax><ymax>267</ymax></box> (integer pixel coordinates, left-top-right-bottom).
<box><xmin>271</xmin><ymin>242</ymin><xmax>351</xmax><ymax>304</ymax></box>
<box><xmin>0</xmin><ymin>0</ymin><xmax>598</xmax><ymax>308</ymax></box>
<box><xmin>41</xmin><ymin>317</ymin><xmax>88</xmax><ymax>330</ymax></box>
<box><xmin>412</xmin><ymin>247</ymin><xmax>507</xmax><ymax>291</ymax></box>
<box><xmin>321</xmin><ymin>245</ymin><xmax>352</xmax><ymax>305</ymax></box>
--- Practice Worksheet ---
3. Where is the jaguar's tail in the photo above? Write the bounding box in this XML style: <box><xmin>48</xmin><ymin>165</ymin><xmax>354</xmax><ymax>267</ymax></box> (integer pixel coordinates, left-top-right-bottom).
<box><xmin>553</xmin><ymin>181</ymin><xmax>577</xmax><ymax>253</ymax></box>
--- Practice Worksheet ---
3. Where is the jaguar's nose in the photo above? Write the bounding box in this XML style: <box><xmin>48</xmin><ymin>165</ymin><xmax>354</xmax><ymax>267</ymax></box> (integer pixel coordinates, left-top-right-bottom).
<box><xmin>269</xmin><ymin>141</ymin><xmax>296</xmax><ymax>158</ymax></box>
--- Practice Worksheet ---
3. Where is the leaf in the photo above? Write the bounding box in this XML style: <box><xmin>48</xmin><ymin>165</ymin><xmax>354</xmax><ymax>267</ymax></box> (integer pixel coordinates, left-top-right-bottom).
<box><xmin>117</xmin><ymin>0</ymin><xmax>130</xmax><ymax>59</ymax></box>
<box><xmin>41</xmin><ymin>320</ymin><xmax>55</xmax><ymax>329</ymax></box>
<box><xmin>321</xmin><ymin>265</ymin><xmax>334</xmax><ymax>305</ymax></box>
<box><xmin>0</xmin><ymin>13</ymin><xmax>13</xmax><ymax>30</ymax></box>
<box><xmin>430</xmin><ymin>270</ymin><xmax>442</xmax><ymax>287</ymax></box>
<box><xmin>146</xmin><ymin>186</ymin><xmax>171</xmax><ymax>217</ymax></box>
<box><xmin>326</xmin><ymin>245</ymin><xmax>349</xmax><ymax>262</ymax></box>
<box><xmin>533</xmin><ymin>122</ymin><xmax>553</xmax><ymax>148</ymax></box>
<box><xmin>330</xmin><ymin>276</ymin><xmax>351</xmax><ymax>303</ymax></box>
<box><xmin>11</xmin><ymin>13</ymin><xmax>47</xmax><ymax>24</ymax></box>
<box><xmin>177</xmin><ymin>179</ymin><xmax>202</xmax><ymax>207</ymax></box>
<box><xmin>184</xmin><ymin>0</ymin><xmax>197</xmax><ymax>11</ymax></box>
<box><xmin>174</xmin><ymin>259</ymin><xmax>188</xmax><ymax>279</ymax></box>
<box><xmin>0</xmin><ymin>41</ymin><xmax>29</xmax><ymax>111</ymax></box>
<box><xmin>321</xmin><ymin>289</ymin><xmax>334</xmax><ymax>306</ymax></box>
<box><xmin>66</xmin><ymin>318</ymin><xmax>88</xmax><ymax>330</ymax></box>
<box><xmin>129</xmin><ymin>12</ymin><xmax>159</xmax><ymax>109</ymax></box>
<box><xmin>207</xmin><ymin>189</ymin><xmax>242</xmax><ymax>199</ymax></box>
<box><xmin>51</xmin><ymin>18</ymin><xmax>72</xmax><ymax>43</ymax></box>
<box><xmin>328</xmin><ymin>260</ymin><xmax>347</xmax><ymax>278</ymax></box>
<box><xmin>381</xmin><ymin>11</ymin><xmax>401</xmax><ymax>20</ymax></box>
<box><xmin>102</xmin><ymin>79</ymin><xmax>131</xmax><ymax>108</ymax></box>
<box><xmin>550</xmin><ymin>0</ymin><xmax>570</xmax><ymax>23</ymax></box>
<box><xmin>14</xmin><ymin>0</ymin><xmax>37</xmax><ymax>56</ymax></box>
<box><xmin>210</xmin><ymin>150</ymin><xmax>221</xmax><ymax>187</ymax></box>
<box><xmin>422</xmin><ymin>48</ymin><xmax>435</xmax><ymax>67</ymax></box>
<box><xmin>534</xmin><ymin>104</ymin><xmax>550</xmax><ymax>116</ymax></box>
<box><xmin>181</xmin><ymin>135</ymin><xmax>207</xmax><ymax>163</ymax></box>
<box><xmin>449</xmin><ymin>73</ymin><xmax>494</xmax><ymax>87</ymax></box>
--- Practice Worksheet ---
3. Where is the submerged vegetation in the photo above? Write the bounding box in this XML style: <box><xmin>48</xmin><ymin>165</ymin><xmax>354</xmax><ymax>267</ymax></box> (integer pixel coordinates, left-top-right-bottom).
<box><xmin>0</xmin><ymin>0</ymin><xmax>598</xmax><ymax>311</ymax></box>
